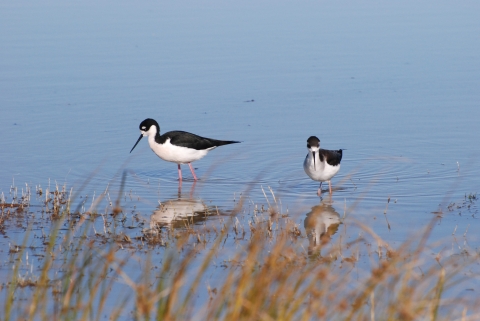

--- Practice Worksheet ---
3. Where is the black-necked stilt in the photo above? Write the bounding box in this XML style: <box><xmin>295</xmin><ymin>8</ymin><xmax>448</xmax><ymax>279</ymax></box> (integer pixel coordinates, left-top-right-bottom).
<box><xmin>130</xmin><ymin>118</ymin><xmax>240</xmax><ymax>181</ymax></box>
<box><xmin>303</xmin><ymin>136</ymin><xmax>343</xmax><ymax>196</ymax></box>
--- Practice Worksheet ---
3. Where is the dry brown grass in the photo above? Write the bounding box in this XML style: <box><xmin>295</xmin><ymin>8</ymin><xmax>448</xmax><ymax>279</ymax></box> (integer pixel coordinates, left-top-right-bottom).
<box><xmin>1</xmin><ymin>177</ymin><xmax>480</xmax><ymax>321</ymax></box>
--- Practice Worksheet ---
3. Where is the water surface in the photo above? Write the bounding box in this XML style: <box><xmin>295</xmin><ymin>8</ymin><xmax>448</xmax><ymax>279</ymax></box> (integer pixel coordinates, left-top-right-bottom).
<box><xmin>1</xmin><ymin>0</ymin><xmax>480</xmax><ymax>317</ymax></box>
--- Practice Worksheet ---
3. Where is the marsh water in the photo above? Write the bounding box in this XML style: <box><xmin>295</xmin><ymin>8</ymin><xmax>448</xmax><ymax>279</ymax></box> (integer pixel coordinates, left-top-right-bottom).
<box><xmin>1</xmin><ymin>0</ymin><xmax>480</xmax><ymax>317</ymax></box>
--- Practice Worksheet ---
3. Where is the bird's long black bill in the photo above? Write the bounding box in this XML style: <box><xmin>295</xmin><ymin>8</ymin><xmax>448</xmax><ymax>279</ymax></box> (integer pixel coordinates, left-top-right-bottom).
<box><xmin>130</xmin><ymin>135</ymin><xmax>143</xmax><ymax>153</ymax></box>
<box><xmin>313</xmin><ymin>151</ymin><xmax>316</xmax><ymax>170</ymax></box>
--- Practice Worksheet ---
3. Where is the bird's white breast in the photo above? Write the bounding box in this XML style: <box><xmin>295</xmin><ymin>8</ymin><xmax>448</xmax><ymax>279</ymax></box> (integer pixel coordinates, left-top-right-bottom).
<box><xmin>303</xmin><ymin>153</ymin><xmax>340</xmax><ymax>182</ymax></box>
<box><xmin>148</xmin><ymin>136</ymin><xmax>213</xmax><ymax>164</ymax></box>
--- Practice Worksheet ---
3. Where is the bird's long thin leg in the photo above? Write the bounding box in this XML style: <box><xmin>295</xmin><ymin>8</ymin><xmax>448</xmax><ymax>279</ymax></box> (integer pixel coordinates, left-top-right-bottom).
<box><xmin>329</xmin><ymin>180</ymin><xmax>332</xmax><ymax>194</ymax></box>
<box><xmin>177</xmin><ymin>164</ymin><xmax>183</xmax><ymax>181</ymax></box>
<box><xmin>188</xmin><ymin>163</ymin><xmax>198</xmax><ymax>181</ymax></box>
<box><xmin>317</xmin><ymin>182</ymin><xmax>323</xmax><ymax>197</ymax></box>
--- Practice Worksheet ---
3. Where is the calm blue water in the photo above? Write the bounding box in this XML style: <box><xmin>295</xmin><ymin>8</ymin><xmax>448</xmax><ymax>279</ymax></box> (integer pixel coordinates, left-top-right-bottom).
<box><xmin>1</xmin><ymin>0</ymin><xmax>480</xmax><ymax>317</ymax></box>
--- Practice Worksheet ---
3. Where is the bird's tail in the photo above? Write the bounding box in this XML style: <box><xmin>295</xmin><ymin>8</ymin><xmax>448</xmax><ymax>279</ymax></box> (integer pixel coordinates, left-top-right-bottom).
<box><xmin>215</xmin><ymin>140</ymin><xmax>241</xmax><ymax>147</ymax></box>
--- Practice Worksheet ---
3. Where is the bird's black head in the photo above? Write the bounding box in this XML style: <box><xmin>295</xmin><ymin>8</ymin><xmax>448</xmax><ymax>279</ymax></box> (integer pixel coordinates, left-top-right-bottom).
<box><xmin>130</xmin><ymin>118</ymin><xmax>160</xmax><ymax>153</ymax></box>
<box><xmin>306</xmin><ymin>136</ymin><xmax>320</xmax><ymax>149</ymax></box>
<box><xmin>139</xmin><ymin>118</ymin><xmax>160</xmax><ymax>134</ymax></box>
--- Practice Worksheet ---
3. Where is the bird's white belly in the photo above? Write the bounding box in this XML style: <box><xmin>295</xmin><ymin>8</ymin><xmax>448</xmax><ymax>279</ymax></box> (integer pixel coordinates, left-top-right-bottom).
<box><xmin>303</xmin><ymin>156</ymin><xmax>340</xmax><ymax>182</ymax></box>
<box><xmin>149</xmin><ymin>138</ymin><xmax>213</xmax><ymax>164</ymax></box>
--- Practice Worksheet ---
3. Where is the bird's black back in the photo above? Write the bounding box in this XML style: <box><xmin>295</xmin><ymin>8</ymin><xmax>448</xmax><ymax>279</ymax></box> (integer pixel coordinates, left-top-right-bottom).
<box><xmin>156</xmin><ymin>131</ymin><xmax>240</xmax><ymax>150</ymax></box>
<box><xmin>318</xmin><ymin>149</ymin><xmax>343</xmax><ymax>166</ymax></box>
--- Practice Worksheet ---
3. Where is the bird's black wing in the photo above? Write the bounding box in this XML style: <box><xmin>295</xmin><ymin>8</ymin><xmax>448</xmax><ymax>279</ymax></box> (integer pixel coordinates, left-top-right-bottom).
<box><xmin>319</xmin><ymin>149</ymin><xmax>343</xmax><ymax>166</ymax></box>
<box><xmin>158</xmin><ymin>131</ymin><xmax>239</xmax><ymax>150</ymax></box>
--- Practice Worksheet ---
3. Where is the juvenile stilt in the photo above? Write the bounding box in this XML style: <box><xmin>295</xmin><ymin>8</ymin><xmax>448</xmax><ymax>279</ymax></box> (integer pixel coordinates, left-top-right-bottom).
<box><xmin>303</xmin><ymin>136</ymin><xmax>343</xmax><ymax>196</ymax></box>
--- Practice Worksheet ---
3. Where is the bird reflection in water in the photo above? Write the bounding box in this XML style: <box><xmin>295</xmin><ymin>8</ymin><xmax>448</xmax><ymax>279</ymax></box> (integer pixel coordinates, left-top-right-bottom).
<box><xmin>144</xmin><ymin>183</ymin><xmax>213</xmax><ymax>234</ymax></box>
<box><xmin>304</xmin><ymin>200</ymin><xmax>341</xmax><ymax>256</ymax></box>
<box><xmin>149</xmin><ymin>198</ymin><xmax>210</xmax><ymax>229</ymax></box>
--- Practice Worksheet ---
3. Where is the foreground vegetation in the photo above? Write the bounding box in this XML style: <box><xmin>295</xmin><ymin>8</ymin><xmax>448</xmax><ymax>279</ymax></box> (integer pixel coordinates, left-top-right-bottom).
<box><xmin>0</xmin><ymin>178</ymin><xmax>479</xmax><ymax>320</ymax></box>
